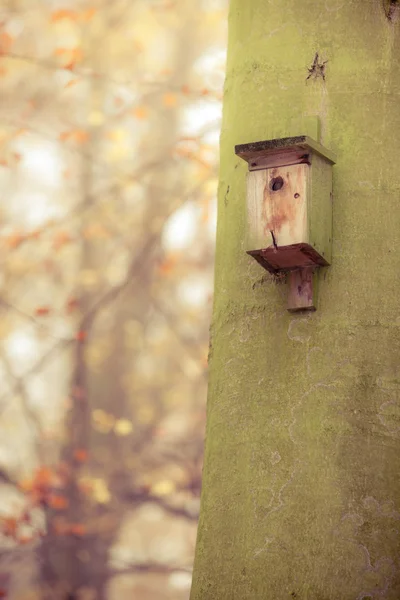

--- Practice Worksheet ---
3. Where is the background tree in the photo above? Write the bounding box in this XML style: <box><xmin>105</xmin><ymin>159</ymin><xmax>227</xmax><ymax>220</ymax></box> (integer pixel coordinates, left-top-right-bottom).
<box><xmin>0</xmin><ymin>1</ymin><xmax>227</xmax><ymax>598</ymax></box>
<box><xmin>191</xmin><ymin>2</ymin><xmax>400</xmax><ymax>599</ymax></box>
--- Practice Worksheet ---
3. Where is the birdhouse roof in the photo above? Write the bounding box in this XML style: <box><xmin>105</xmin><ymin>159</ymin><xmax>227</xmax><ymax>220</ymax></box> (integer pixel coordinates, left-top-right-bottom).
<box><xmin>235</xmin><ymin>135</ymin><xmax>336</xmax><ymax>169</ymax></box>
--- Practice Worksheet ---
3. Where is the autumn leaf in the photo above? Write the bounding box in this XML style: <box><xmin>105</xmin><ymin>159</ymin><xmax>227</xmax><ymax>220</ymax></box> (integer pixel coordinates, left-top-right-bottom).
<box><xmin>4</xmin><ymin>232</ymin><xmax>25</xmax><ymax>249</ymax></box>
<box><xmin>0</xmin><ymin>589</ymin><xmax>6</xmax><ymax>597</ymax></box>
<box><xmin>50</xmin><ymin>9</ymin><xmax>78</xmax><ymax>23</ymax></box>
<box><xmin>65</xmin><ymin>297</ymin><xmax>79</xmax><ymax>313</ymax></box>
<box><xmin>18</xmin><ymin>535</ymin><xmax>33</xmax><ymax>544</ymax></box>
<box><xmin>132</xmin><ymin>106</ymin><xmax>149</xmax><ymax>120</ymax></box>
<box><xmin>59</xmin><ymin>129</ymin><xmax>88</xmax><ymax>144</ymax></box>
<box><xmin>151</xmin><ymin>479</ymin><xmax>175</xmax><ymax>496</ymax></box>
<box><xmin>18</xmin><ymin>479</ymin><xmax>33</xmax><ymax>493</ymax></box>
<box><xmin>162</xmin><ymin>92</ymin><xmax>178</xmax><ymax>108</ymax></box>
<box><xmin>114</xmin><ymin>96</ymin><xmax>124</xmax><ymax>107</ymax></box>
<box><xmin>158</xmin><ymin>253</ymin><xmax>179</xmax><ymax>275</ymax></box>
<box><xmin>52</xmin><ymin>517</ymin><xmax>68</xmax><ymax>535</ymax></box>
<box><xmin>114</xmin><ymin>419</ymin><xmax>133</xmax><ymax>436</ymax></box>
<box><xmin>55</xmin><ymin>47</ymin><xmax>83</xmax><ymax>70</ymax></box>
<box><xmin>83</xmin><ymin>223</ymin><xmax>110</xmax><ymax>239</ymax></box>
<box><xmin>81</xmin><ymin>8</ymin><xmax>96</xmax><ymax>21</ymax></box>
<box><xmin>47</xmin><ymin>494</ymin><xmax>69</xmax><ymax>510</ymax></box>
<box><xmin>64</xmin><ymin>79</ymin><xmax>79</xmax><ymax>89</ymax></box>
<box><xmin>35</xmin><ymin>466</ymin><xmax>54</xmax><ymax>487</ymax></box>
<box><xmin>70</xmin><ymin>523</ymin><xmax>87</xmax><ymax>537</ymax></box>
<box><xmin>0</xmin><ymin>32</ymin><xmax>13</xmax><ymax>55</ymax></box>
<box><xmin>73</xmin><ymin>448</ymin><xmax>88</xmax><ymax>463</ymax></box>
<box><xmin>2</xmin><ymin>517</ymin><xmax>17</xmax><ymax>538</ymax></box>
<box><xmin>181</xmin><ymin>84</ymin><xmax>191</xmax><ymax>95</ymax></box>
<box><xmin>52</xmin><ymin>230</ymin><xmax>72</xmax><ymax>250</ymax></box>
<box><xmin>76</xmin><ymin>330</ymin><xmax>87</xmax><ymax>342</ymax></box>
<box><xmin>35</xmin><ymin>306</ymin><xmax>51</xmax><ymax>317</ymax></box>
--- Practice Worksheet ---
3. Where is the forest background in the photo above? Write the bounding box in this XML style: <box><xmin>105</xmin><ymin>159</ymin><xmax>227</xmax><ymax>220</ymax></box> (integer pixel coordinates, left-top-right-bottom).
<box><xmin>0</xmin><ymin>0</ymin><xmax>227</xmax><ymax>598</ymax></box>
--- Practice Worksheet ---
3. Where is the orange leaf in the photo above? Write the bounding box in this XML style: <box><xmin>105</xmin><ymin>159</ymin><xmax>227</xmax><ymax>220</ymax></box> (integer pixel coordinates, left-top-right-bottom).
<box><xmin>18</xmin><ymin>535</ymin><xmax>33</xmax><ymax>545</ymax></box>
<box><xmin>55</xmin><ymin>47</ymin><xmax>83</xmax><ymax>70</ymax></box>
<box><xmin>47</xmin><ymin>494</ymin><xmax>69</xmax><ymax>510</ymax></box>
<box><xmin>0</xmin><ymin>32</ymin><xmax>13</xmax><ymax>54</ymax></box>
<box><xmin>35</xmin><ymin>466</ymin><xmax>53</xmax><ymax>487</ymax></box>
<box><xmin>162</xmin><ymin>93</ymin><xmax>177</xmax><ymax>108</ymax></box>
<box><xmin>66</xmin><ymin>297</ymin><xmax>79</xmax><ymax>313</ymax></box>
<box><xmin>81</xmin><ymin>8</ymin><xmax>96</xmax><ymax>21</ymax></box>
<box><xmin>181</xmin><ymin>84</ymin><xmax>191</xmax><ymax>95</ymax></box>
<box><xmin>28</xmin><ymin>228</ymin><xmax>41</xmax><ymax>240</ymax></box>
<box><xmin>158</xmin><ymin>254</ymin><xmax>179</xmax><ymax>275</ymax></box>
<box><xmin>2</xmin><ymin>517</ymin><xmax>17</xmax><ymax>538</ymax></box>
<box><xmin>52</xmin><ymin>517</ymin><xmax>68</xmax><ymax>535</ymax></box>
<box><xmin>76</xmin><ymin>330</ymin><xmax>87</xmax><ymax>342</ymax></box>
<box><xmin>60</xmin><ymin>129</ymin><xmax>88</xmax><ymax>144</ymax></box>
<box><xmin>70</xmin><ymin>523</ymin><xmax>87</xmax><ymax>537</ymax></box>
<box><xmin>50</xmin><ymin>9</ymin><xmax>78</xmax><ymax>23</ymax></box>
<box><xmin>132</xmin><ymin>106</ymin><xmax>149</xmax><ymax>120</ymax></box>
<box><xmin>72</xmin><ymin>129</ymin><xmax>88</xmax><ymax>143</ymax></box>
<box><xmin>200</xmin><ymin>88</ymin><xmax>210</xmax><ymax>96</ymax></box>
<box><xmin>35</xmin><ymin>306</ymin><xmax>51</xmax><ymax>317</ymax></box>
<box><xmin>18</xmin><ymin>479</ymin><xmax>33</xmax><ymax>493</ymax></box>
<box><xmin>73</xmin><ymin>448</ymin><xmax>88</xmax><ymax>463</ymax></box>
<box><xmin>52</xmin><ymin>230</ymin><xmax>72</xmax><ymax>250</ymax></box>
<box><xmin>4</xmin><ymin>232</ymin><xmax>24</xmax><ymax>248</ymax></box>
<box><xmin>64</xmin><ymin>79</ymin><xmax>79</xmax><ymax>89</ymax></box>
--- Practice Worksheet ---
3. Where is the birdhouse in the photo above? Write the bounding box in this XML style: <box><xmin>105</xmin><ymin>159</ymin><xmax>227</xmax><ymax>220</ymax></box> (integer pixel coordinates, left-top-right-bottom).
<box><xmin>235</xmin><ymin>135</ymin><xmax>336</xmax><ymax>311</ymax></box>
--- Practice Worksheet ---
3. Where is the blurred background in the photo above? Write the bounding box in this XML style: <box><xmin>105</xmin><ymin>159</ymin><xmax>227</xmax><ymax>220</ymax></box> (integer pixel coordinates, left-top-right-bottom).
<box><xmin>0</xmin><ymin>0</ymin><xmax>227</xmax><ymax>598</ymax></box>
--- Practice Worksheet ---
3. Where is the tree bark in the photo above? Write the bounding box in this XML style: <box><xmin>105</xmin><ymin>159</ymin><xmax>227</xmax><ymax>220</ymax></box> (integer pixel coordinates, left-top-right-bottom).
<box><xmin>191</xmin><ymin>2</ymin><xmax>400</xmax><ymax>598</ymax></box>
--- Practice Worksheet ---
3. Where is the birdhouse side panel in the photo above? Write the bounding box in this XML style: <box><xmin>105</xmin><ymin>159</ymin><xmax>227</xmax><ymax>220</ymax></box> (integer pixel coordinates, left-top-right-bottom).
<box><xmin>309</xmin><ymin>154</ymin><xmax>333</xmax><ymax>264</ymax></box>
<box><xmin>245</xmin><ymin>169</ymin><xmax>269</xmax><ymax>251</ymax></box>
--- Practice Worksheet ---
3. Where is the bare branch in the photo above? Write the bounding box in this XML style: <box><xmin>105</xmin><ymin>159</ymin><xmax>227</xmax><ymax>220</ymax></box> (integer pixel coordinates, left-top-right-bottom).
<box><xmin>108</xmin><ymin>562</ymin><xmax>192</xmax><ymax>578</ymax></box>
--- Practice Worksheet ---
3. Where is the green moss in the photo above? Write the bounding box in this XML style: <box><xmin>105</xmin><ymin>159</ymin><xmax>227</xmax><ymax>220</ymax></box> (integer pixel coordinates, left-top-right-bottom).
<box><xmin>191</xmin><ymin>1</ymin><xmax>400</xmax><ymax>599</ymax></box>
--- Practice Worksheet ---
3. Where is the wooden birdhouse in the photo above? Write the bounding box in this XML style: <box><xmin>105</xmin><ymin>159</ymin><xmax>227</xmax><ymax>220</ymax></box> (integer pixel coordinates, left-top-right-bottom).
<box><xmin>235</xmin><ymin>135</ymin><xmax>336</xmax><ymax>311</ymax></box>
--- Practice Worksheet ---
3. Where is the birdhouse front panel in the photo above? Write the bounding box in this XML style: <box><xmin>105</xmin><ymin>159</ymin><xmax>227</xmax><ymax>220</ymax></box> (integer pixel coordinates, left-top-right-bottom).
<box><xmin>246</xmin><ymin>163</ymin><xmax>308</xmax><ymax>250</ymax></box>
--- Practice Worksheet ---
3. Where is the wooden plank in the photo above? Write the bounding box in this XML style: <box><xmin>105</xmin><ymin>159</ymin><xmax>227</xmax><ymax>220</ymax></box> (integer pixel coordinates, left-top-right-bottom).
<box><xmin>263</xmin><ymin>164</ymin><xmax>308</xmax><ymax>248</ymax></box>
<box><xmin>287</xmin><ymin>268</ymin><xmax>317</xmax><ymax>312</ymax></box>
<box><xmin>235</xmin><ymin>135</ymin><xmax>336</xmax><ymax>166</ymax></box>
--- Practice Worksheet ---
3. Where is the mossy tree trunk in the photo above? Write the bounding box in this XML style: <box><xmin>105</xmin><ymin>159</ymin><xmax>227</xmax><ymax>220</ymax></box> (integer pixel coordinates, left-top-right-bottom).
<box><xmin>191</xmin><ymin>2</ymin><xmax>400</xmax><ymax>598</ymax></box>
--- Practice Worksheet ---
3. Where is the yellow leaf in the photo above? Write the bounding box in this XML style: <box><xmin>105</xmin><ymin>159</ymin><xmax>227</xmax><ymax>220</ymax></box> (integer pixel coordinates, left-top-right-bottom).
<box><xmin>137</xmin><ymin>405</ymin><xmax>155</xmax><ymax>424</ymax></box>
<box><xmin>114</xmin><ymin>419</ymin><xmax>133</xmax><ymax>436</ymax></box>
<box><xmin>92</xmin><ymin>409</ymin><xmax>115</xmax><ymax>433</ymax></box>
<box><xmin>88</xmin><ymin>111</ymin><xmax>104</xmax><ymax>126</ymax></box>
<box><xmin>92</xmin><ymin>479</ymin><xmax>111</xmax><ymax>504</ymax></box>
<box><xmin>151</xmin><ymin>480</ymin><xmax>175</xmax><ymax>497</ymax></box>
<box><xmin>79</xmin><ymin>269</ymin><xmax>98</xmax><ymax>287</ymax></box>
<box><xmin>106</xmin><ymin>129</ymin><xmax>126</xmax><ymax>142</ymax></box>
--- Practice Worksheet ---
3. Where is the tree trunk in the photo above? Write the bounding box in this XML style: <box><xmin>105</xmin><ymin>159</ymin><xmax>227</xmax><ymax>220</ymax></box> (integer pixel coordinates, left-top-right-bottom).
<box><xmin>191</xmin><ymin>2</ymin><xmax>400</xmax><ymax>598</ymax></box>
